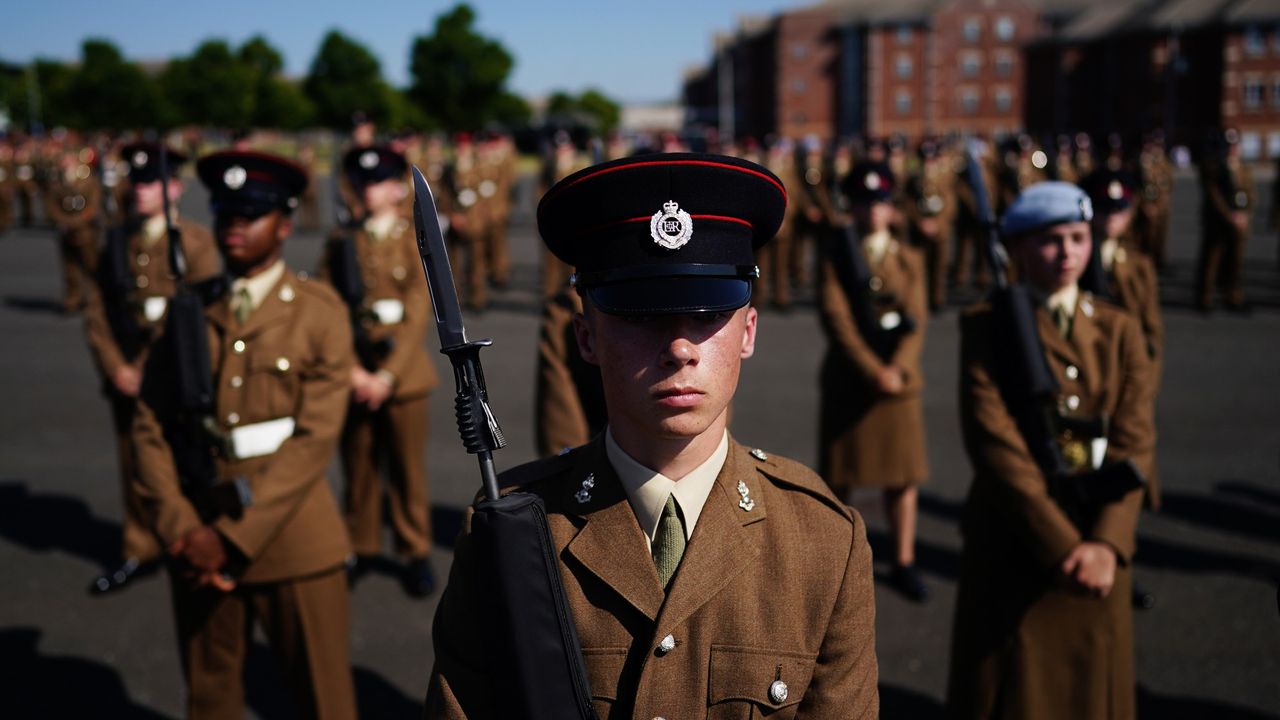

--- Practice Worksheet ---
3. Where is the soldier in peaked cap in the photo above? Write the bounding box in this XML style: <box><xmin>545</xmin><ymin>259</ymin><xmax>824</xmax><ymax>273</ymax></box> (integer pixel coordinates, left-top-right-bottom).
<box><xmin>315</xmin><ymin>144</ymin><xmax>440</xmax><ymax>597</ymax></box>
<box><xmin>83</xmin><ymin>141</ymin><xmax>220</xmax><ymax>595</ymax></box>
<box><xmin>427</xmin><ymin>153</ymin><xmax>879</xmax><ymax>719</ymax></box>
<box><xmin>818</xmin><ymin>160</ymin><xmax>931</xmax><ymax>603</ymax></box>
<box><xmin>45</xmin><ymin>143</ymin><xmax>102</xmax><ymax>313</ymax></box>
<box><xmin>947</xmin><ymin>181</ymin><xmax>1155</xmax><ymax>720</ymax></box>
<box><xmin>1197</xmin><ymin>127</ymin><xmax>1255</xmax><ymax>312</ymax></box>
<box><xmin>132</xmin><ymin>150</ymin><xmax>357</xmax><ymax>720</ymax></box>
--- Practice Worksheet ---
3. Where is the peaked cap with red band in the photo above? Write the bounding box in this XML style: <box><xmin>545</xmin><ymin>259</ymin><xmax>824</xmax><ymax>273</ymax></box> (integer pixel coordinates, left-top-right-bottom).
<box><xmin>537</xmin><ymin>153</ymin><xmax>787</xmax><ymax>316</ymax></box>
<box><xmin>196</xmin><ymin>150</ymin><xmax>308</xmax><ymax>219</ymax></box>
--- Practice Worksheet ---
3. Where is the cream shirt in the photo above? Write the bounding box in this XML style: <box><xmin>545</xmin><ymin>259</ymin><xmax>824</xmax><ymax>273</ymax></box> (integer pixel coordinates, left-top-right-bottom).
<box><xmin>364</xmin><ymin>212</ymin><xmax>399</xmax><ymax>242</ymax></box>
<box><xmin>865</xmin><ymin>229</ymin><xmax>891</xmax><ymax>266</ymax></box>
<box><xmin>1047</xmin><ymin>283</ymin><xmax>1079</xmax><ymax>318</ymax></box>
<box><xmin>1100</xmin><ymin>237</ymin><xmax>1119</xmax><ymax>272</ymax></box>
<box><xmin>230</xmin><ymin>259</ymin><xmax>285</xmax><ymax>317</ymax></box>
<box><xmin>141</xmin><ymin>213</ymin><xmax>179</xmax><ymax>248</ymax></box>
<box><xmin>605</xmin><ymin>427</ymin><xmax>729</xmax><ymax>550</ymax></box>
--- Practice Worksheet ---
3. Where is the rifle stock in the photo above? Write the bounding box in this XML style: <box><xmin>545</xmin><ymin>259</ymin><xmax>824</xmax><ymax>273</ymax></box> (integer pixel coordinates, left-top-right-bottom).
<box><xmin>828</xmin><ymin>223</ymin><xmax>916</xmax><ymax>362</ymax></box>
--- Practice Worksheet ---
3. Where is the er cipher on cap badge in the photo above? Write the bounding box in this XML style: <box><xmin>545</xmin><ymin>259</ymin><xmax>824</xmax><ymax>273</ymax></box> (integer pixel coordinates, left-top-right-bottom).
<box><xmin>651</xmin><ymin>200</ymin><xmax>693</xmax><ymax>250</ymax></box>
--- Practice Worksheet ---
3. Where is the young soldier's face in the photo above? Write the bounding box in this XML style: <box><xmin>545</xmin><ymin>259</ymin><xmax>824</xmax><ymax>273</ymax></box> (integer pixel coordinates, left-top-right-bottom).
<box><xmin>1098</xmin><ymin>208</ymin><xmax>1132</xmax><ymax>240</ymax></box>
<box><xmin>1013</xmin><ymin>220</ymin><xmax>1091</xmax><ymax>293</ymax></box>
<box><xmin>133</xmin><ymin>178</ymin><xmax>183</xmax><ymax>218</ymax></box>
<box><xmin>362</xmin><ymin>178</ymin><xmax>405</xmax><ymax>215</ymax></box>
<box><xmin>215</xmin><ymin>210</ymin><xmax>290</xmax><ymax>272</ymax></box>
<box><xmin>574</xmin><ymin>304</ymin><xmax>758</xmax><ymax>441</ymax></box>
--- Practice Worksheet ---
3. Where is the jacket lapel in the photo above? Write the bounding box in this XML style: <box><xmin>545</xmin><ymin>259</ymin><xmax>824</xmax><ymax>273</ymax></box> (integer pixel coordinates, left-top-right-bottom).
<box><xmin>1069</xmin><ymin>294</ymin><xmax>1104</xmax><ymax>401</ymax></box>
<box><xmin>238</xmin><ymin>270</ymin><xmax>295</xmax><ymax>339</ymax></box>
<box><xmin>562</xmin><ymin>441</ymin><xmax>665</xmax><ymax>622</ymax></box>
<box><xmin>655</xmin><ymin>441</ymin><xmax>765</xmax><ymax>636</ymax></box>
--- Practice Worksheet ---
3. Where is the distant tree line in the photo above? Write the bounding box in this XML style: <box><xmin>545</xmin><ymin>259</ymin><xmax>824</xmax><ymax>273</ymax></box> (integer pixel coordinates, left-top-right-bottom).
<box><xmin>0</xmin><ymin>3</ymin><xmax>620</xmax><ymax>136</ymax></box>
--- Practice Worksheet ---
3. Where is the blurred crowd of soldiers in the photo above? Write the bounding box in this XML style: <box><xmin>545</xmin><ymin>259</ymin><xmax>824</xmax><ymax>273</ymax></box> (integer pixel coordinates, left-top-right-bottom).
<box><xmin>0</xmin><ymin>115</ymin><xmax>1273</xmax><ymax>718</ymax></box>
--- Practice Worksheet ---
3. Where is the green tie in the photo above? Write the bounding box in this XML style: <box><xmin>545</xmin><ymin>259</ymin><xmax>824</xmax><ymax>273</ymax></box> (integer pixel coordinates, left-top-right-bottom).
<box><xmin>653</xmin><ymin>495</ymin><xmax>687</xmax><ymax>591</ymax></box>
<box><xmin>234</xmin><ymin>287</ymin><xmax>253</xmax><ymax>325</ymax></box>
<box><xmin>1052</xmin><ymin>305</ymin><xmax>1071</xmax><ymax>338</ymax></box>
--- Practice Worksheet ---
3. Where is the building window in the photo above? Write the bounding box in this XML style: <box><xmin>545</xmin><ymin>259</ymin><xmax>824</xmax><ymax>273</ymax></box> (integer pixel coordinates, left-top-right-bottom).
<box><xmin>792</xmin><ymin>78</ymin><xmax>807</xmax><ymax>94</ymax></box>
<box><xmin>896</xmin><ymin>89</ymin><xmax>913</xmax><ymax>115</ymax></box>
<box><xmin>897</xmin><ymin>24</ymin><xmax>913</xmax><ymax>44</ymax></box>
<box><xmin>1241</xmin><ymin>131</ymin><xmax>1262</xmax><ymax>160</ymax></box>
<box><xmin>1272</xmin><ymin>76</ymin><xmax>1280</xmax><ymax>107</ymax></box>
<box><xmin>896</xmin><ymin>54</ymin><xmax>914</xmax><ymax>79</ymax></box>
<box><xmin>964</xmin><ymin>18</ymin><xmax>982</xmax><ymax>44</ymax></box>
<box><xmin>995</xmin><ymin>16</ymin><xmax>1015</xmax><ymax>42</ymax></box>
<box><xmin>960</xmin><ymin>88</ymin><xmax>980</xmax><ymax>115</ymax></box>
<box><xmin>1267</xmin><ymin>131</ymin><xmax>1280</xmax><ymax>158</ymax></box>
<box><xmin>1273</xmin><ymin>28</ymin><xmax>1280</xmax><ymax>55</ymax></box>
<box><xmin>994</xmin><ymin>87</ymin><xmax>1013</xmax><ymax>113</ymax></box>
<box><xmin>1243</xmin><ymin>78</ymin><xmax>1264</xmax><ymax>109</ymax></box>
<box><xmin>791</xmin><ymin>43</ymin><xmax>808</xmax><ymax>60</ymax></box>
<box><xmin>995</xmin><ymin>52</ymin><xmax>1014</xmax><ymax>78</ymax></box>
<box><xmin>1244</xmin><ymin>26</ymin><xmax>1265</xmax><ymax>56</ymax></box>
<box><xmin>793</xmin><ymin>112</ymin><xmax>808</xmax><ymax>124</ymax></box>
<box><xmin>961</xmin><ymin>52</ymin><xmax>982</xmax><ymax>78</ymax></box>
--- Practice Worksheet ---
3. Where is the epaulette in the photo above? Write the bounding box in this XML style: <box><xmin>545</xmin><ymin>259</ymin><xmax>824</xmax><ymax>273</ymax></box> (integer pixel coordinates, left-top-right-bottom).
<box><xmin>741</xmin><ymin>445</ymin><xmax>852</xmax><ymax>520</ymax></box>
<box><xmin>191</xmin><ymin>275</ymin><xmax>230</xmax><ymax>305</ymax></box>
<box><xmin>497</xmin><ymin>445</ymin><xmax>582</xmax><ymax>493</ymax></box>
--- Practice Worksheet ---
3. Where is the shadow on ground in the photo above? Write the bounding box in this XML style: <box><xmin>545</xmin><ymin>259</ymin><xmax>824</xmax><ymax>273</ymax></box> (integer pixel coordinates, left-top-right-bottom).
<box><xmin>0</xmin><ymin>480</ymin><xmax>120</xmax><ymax>568</ymax></box>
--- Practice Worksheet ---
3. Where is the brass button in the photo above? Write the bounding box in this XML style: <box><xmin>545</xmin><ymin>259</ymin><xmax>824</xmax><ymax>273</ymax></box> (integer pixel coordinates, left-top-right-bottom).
<box><xmin>233</xmin><ymin>339</ymin><xmax>246</xmax><ymax>353</ymax></box>
<box><xmin>226</xmin><ymin>412</ymin><xmax>240</xmax><ymax>425</ymax></box>
<box><xmin>230</xmin><ymin>376</ymin><xmax>243</xmax><ymax>388</ymax></box>
<box><xmin>136</xmin><ymin>275</ymin><xmax>149</xmax><ymax>289</ymax></box>
<box><xmin>769</xmin><ymin>680</ymin><xmax>789</xmax><ymax>704</ymax></box>
<box><xmin>657</xmin><ymin>634</ymin><xmax>676</xmax><ymax>655</ymax></box>
<box><xmin>136</xmin><ymin>254</ymin><xmax>150</xmax><ymax>267</ymax></box>
<box><xmin>276</xmin><ymin>357</ymin><xmax>290</xmax><ymax>372</ymax></box>
<box><xmin>1065</xmin><ymin>365</ymin><xmax>1079</xmax><ymax>380</ymax></box>
<box><xmin>869</xmin><ymin>276</ymin><xmax>884</xmax><ymax>291</ymax></box>
<box><xmin>1066</xmin><ymin>395</ymin><xmax>1080</xmax><ymax>411</ymax></box>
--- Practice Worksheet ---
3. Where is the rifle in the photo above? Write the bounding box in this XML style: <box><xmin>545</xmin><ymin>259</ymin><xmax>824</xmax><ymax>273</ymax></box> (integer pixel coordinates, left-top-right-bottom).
<box><xmin>326</xmin><ymin>233</ymin><xmax>393</xmax><ymax>370</ymax></box>
<box><xmin>963</xmin><ymin>144</ymin><xmax>1144</xmax><ymax>525</ymax></box>
<box><xmin>157</xmin><ymin>145</ymin><xmax>248</xmax><ymax>522</ymax></box>
<box><xmin>827</xmin><ymin>222</ymin><xmax>916</xmax><ymax>363</ymax></box>
<box><xmin>412</xmin><ymin>166</ymin><xmax>595</xmax><ymax>720</ymax></box>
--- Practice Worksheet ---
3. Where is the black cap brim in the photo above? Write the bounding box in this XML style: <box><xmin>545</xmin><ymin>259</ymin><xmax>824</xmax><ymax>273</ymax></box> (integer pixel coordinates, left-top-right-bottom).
<box><xmin>587</xmin><ymin>276</ymin><xmax>751</xmax><ymax>316</ymax></box>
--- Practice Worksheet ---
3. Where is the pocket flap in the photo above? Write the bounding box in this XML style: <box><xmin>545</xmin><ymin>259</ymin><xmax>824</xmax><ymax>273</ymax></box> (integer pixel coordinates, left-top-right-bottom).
<box><xmin>709</xmin><ymin>645</ymin><xmax>817</xmax><ymax>708</ymax></box>
<box><xmin>582</xmin><ymin>647</ymin><xmax>628</xmax><ymax>701</ymax></box>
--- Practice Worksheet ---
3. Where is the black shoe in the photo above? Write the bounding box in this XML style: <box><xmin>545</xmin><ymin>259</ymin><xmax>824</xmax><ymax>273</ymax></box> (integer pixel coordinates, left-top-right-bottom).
<box><xmin>1132</xmin><ymin>581</ymin><xmax>1156</xmax><ymax>610</ymax></box>
<box><xmin>89</xmin><ymin>557</ymin><xmax>155</xmax><ymax>595</ymax></box>
<box><xmin>888</xmin><ymin>564</ymin><xmax>930</xmax><ymax>603</ymax></box>
<box><xmin>346</xmin><ymin>555</ymin><xmax>370</xmax><ymax>589</ymax></box>
<box><xmin>405</xmin><ymin>558</ymin><xmax>436</xmax><ymax>598</ymax></box>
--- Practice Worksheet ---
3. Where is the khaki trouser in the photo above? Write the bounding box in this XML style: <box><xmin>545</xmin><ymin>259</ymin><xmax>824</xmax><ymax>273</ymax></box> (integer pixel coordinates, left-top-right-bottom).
<box><xmin>541</xmin><ymin>249</ymin><xmax>573</xmax><ymax>299</ymax></box>
<box><xmin>108</xmin><ymin>390</ymin><xmax>161</xmax><ymax>562</ymax></box>
<box><xmin>59</xmin><ymin>227</ymin><xmax>98</xmax><ymax>311</ymax></box>
<box><xmin>755</xmin><ymin>227</ymin><xmax>793</xmax><ymax>307</ymax></box>
<box><xmin>171</xmin><ymin>568</ymin><xmax>356</xmax><ymax>720</ymax></box>
<box><xmin>448</xmin><ymin>228</ymin><xmax>488</xmax><ymax>309</ymax></box>
<box><xmin>1197</xmin><ymin>223</ymin><xmax>1248</xmax><ymax>307</ymax></box>
<box><xmin>341</xmin><ymin>394</ymin><xmax>431</xmax><ymax>558</ymax></box>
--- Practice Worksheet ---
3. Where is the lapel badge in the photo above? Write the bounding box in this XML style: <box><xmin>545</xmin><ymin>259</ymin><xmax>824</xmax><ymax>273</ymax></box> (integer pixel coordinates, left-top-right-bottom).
<box><xmin>360</xmin><ymin>150</ymin><xmax>379</xmax><ymax>169</ymax></box>
<box><xmin>750</xmin><ymin>448</ymin><xmax>769</xmax><ymax>461</ymax></box>
<box><xmin>650</xmin><ymin>200</ymin><xmax>693</xmax><ymax>250</ymax></box>
<box><xmin>574</xmin><ymin>473</ymin><xmax>596</xmax><ymax>504</ymax></box>
<box><xmin>737</xmin><ymin>480</ymin><xmax>755</xmax><ymax>512</ymax></box>
<box><xmin>132</xmin><ymin>150</ymin><xmax>148</xmax><ymax>168</ymax></box>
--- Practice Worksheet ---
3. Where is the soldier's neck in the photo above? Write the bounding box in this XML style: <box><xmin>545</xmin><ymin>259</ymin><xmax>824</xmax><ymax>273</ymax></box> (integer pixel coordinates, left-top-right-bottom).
<box><xmin>609</xmin><ymin>413</ymin><xmax>729</xmax><ymax>482</ymax></box>
<box><xmin>229</xmin><ymin>251</ymin><xmax>284</xmax><ymax>279</ymax></box>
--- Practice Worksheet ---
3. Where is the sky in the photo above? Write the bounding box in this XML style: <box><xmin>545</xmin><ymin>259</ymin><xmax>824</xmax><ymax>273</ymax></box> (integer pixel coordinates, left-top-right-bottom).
<box><xmin>1</xmin><ymin>0</ymin><xmax>810</xmax><ymax>104</ymax></box>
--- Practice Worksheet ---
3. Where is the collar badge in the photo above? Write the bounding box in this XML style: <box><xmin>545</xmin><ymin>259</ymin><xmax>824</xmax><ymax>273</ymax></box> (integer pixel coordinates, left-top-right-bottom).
<box><xmin>651</xmin><ymin>200</ymin><xmax>693</xmax><ymax>250</ymax></box>
<box><xmin>574</xmin><ymin>473</ymin><xmax>596</xmax><ymax>504</ymax></box>
<box><xmin>737</xmin><ymin>480</ymin><xmax>755</xmax><ymax>512</ymax></box>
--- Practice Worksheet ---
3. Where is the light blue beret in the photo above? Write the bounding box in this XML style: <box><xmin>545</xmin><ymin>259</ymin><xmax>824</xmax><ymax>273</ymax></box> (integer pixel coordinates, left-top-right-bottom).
<box><xmin>1000</xmin><ymin>181</ymin><xmax>1094</xmax><ymax>238</ymax></box>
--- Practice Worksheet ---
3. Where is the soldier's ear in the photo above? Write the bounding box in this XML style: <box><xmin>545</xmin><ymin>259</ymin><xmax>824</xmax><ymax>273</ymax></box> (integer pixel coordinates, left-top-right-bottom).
<box><xmin>739</xmin><ymin>305</ymin><xmax>758</xmax><ymax>360</ymax></box>
<box><xmin>275</xmin><ymin>214</ymin><xmax>293</xmax><ymax>242</ymax></box>
<box><xmin>572</xmin><ymin>307</ymin><xmax>599</xmax><ymax>366</ymax></box>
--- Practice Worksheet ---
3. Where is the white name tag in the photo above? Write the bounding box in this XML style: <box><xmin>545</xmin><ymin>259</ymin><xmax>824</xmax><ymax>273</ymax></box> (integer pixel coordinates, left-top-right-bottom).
<box><xmin>229</xmin><ymin>417</ymin><xmax>296</xmax><ymax>460</ymax></box>
<box><xmin>879</xmin><ymin>311</ymin><xmax>902</xmax><ymax>331</ymax></box>
<box><xmin>143</xmin><ymin>296</ymin><xmax>168</xmax><ymax>323</ymax></box>
<box><xmin>370</xmin><ymin>299</ymin><xmax>405</xmax><ymax>324</ymax></box>
<box><xmin>1090</xmin><ymin>438</ymin><xmax>1108</xmax><ymax>470</ymax></box>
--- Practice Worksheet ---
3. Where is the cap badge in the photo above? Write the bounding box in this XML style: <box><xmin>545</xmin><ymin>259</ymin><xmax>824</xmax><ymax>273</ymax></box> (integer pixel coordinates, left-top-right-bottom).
<box><xmin>1078</xmin><ymin>196</ymin><xmax>1093</xmax><ymax>221</ymax></box>
<box><xmin>132</xmin><ymin>151</ymin><xmax>148</xmax><ymax>167</ymax></box>
<box><xmin>737</xmin><ymin>480</ymin><xmax>755</xmax><ymax>512</ymax></box>
<box><xmin>650</xmin><ymin>200</ymin><xmax>693</xmax><ymax>250</ymax></box>
<box><xmin>224</xmin><ymin>165</ymin><xmax>247</xmax><ymax>190</ymax></box>
<box><xmin>1107</xmin><ymin>181</ymin><xmax>1123</xmax><ymax>200</ymax></box>
<box><xmin>359</xmin><ymin>151</ymin><xmax>379</xmax><ymax>169</ymax></box>
<box><xmin>865</xmin><ymin>172</ymin><xmax>882</xmax><ymax>190</ymax></box>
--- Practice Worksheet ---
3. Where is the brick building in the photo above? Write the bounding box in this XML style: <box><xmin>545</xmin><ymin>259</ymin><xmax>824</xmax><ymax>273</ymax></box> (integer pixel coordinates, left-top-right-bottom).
<box><xmin>683</xmin><ymin>0</ymin><xmax>1280</xmax><ymax>154</ymax></box>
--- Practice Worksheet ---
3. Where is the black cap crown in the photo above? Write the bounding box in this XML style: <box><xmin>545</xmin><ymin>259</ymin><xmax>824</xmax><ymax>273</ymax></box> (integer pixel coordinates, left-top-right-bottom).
<box><xmin>537</xmin><ymin>153</ymin><xmax>786</xmax><ymax>316</ymax></box>
<box><xmin>843</xmin><ymin>161</ymin><xmax>896</xmax><ymax>205</ymax></box>
<box><xmin>342</xmin><ymin>145</ymin><xmax>408</xmax><ymax>189</ymax></box>
<box><xmin>121</xmin><ymin>142</ymin><xmax>187</xmax><ymax>183</ymax></box>
<box><xmin>196</xmin><ymin>150</ymin><xmax>308</xmax><ymax>218</ymax></box>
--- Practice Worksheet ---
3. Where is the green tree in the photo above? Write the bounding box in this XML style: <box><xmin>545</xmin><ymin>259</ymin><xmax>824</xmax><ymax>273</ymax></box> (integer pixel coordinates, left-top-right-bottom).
<box><xmin>161</xmin><ymin>40</ymin><xmax>255</xmax><ymax>128</ymax></box>
<box><xmin>66</xmin><ymin>39</ymin><xmax>162</xmax><ymax>130</ymax></box>
<box><xmin>577</xmin><ymin>88</ymin><xmax>620</xmax><ymax>134</ymax></box>
<box><xmin>304</xmin><ymin>30</ymin><xmax>391</xmax><ymax>129</ymax></box>
<box><xmin>236</xmin><ymin>35</ymin><xmax>315</xmax><ymax>129</ymax></box>
<box><xmin>4</xmin><ymin>59</ymin><xmax>76</xmax><ymax>132</ymax></box>
<box><xmin>408</xmin><ymin>3</ymin><xmax>517</xmax><ymax>131</ymax></box>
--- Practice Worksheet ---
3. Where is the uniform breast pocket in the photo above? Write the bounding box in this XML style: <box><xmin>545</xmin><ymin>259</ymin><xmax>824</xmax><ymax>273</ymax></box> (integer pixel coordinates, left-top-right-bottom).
<box><xmin>707</xmin><ymin>645</ymin><xmax>817</xmax><ymax>720</ymax></box>
<box><xmin>245</xmin><ymin>352</ymin><xmax>300</xmax><ymax>418</ymax></box>
<box><xmin>582</xmin><ymin>647</ymin><xmax>628</xmax><ymax>718</ymax></box>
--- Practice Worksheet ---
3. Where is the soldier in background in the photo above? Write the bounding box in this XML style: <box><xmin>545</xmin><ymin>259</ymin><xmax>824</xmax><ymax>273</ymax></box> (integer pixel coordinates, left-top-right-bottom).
<box><xmin>1197</xmin><ymin>128</ymin><xmax>1254</xmax><ymax>312</ymax></box>
<box><xmin>758</xmin><ymin>137</ymin><xmax>800</xmax><ymax>309</ymax></box>
<box><xmin>1133</xmin><ymin>131</ymin><xmax>1173</xmax><ymax>271</ymax></box>
<box><xmin>1052</xmin><ymin>134</ymin><xmax>1078</xmax><ymax>185</ymax></box>
<box><xmin>534</xmin><ymin>285</ymin><xmax>606</xmax><ymax>457</ymax></box>
<box><xmin>905</xmin><ymin>139</ymin><xmax>957</xmax><ymax>313</ymax></box>
<box><xmin>480</xmin><ymin>131</ymin><xmax>515</xmax><ymax>290</ymax></box>
<box><xmin>794</xmin><ymin>136</ymin><xmax>836</xmax><ymax>295</ymax></box>
<box><xmin>539</xmin><ymin>131</ymin><xmax>582</xmax><ymax>298</ymax></box>
<box><xmin>317</xmin><ymin>145</ymin><xmax>439</xmax><ymax>598</ymax></box>
<box><xmin>83</xmin><ymin>142</ymin><xmax>220</xmax><ymax>594</ymax></box>
<box><xmin>13</xmin><ymin>136</ymin><xmax>42</xmax><ymax>228</ymax></box>
<box><xmin>818</xmin><ymin>161</ymin><xmax>931</xmax><ymax>602</ymax></box>
<box><xmin>948</xmin><ymin>182</ymin><xmax>1154</xmax><ymax>720</ymax></box>
<box><xmin>997</xmin><ymin>134</ymin><xmax>1048</xmax><ymax>216</ymax></box>
<box><xmin>133</xmin><ymin>150</ymin><xmax>358</xmax><ymax>719</ymax></box>
<box><xmin>445</xmin><ymin>132</ymin><xmax>492</xmax><ymax>310</ymax></box>
<box><xmin>45</xmin><ymin>143</ymin><xmax>101</xmax><ymax>314</ymax></box>
<box><xmin>951</xmin><ymin>135</ymin><xmax>995</xmax><ymax>293</ymax></box>
<box><xmin>294</xmin><ymin>139</ymin><xmax>322</xmax><ymax>231</ymax></box>
<box><xmin>0</xmin><ymin>140</ymin><xmax>15</xmax><ymax>234</ymax></box>
<box><xmin>336</xmin><ymin>112</ymin><xmax>377</xmax><ymax>228</ymax></box>
<box><xmin>1074</xmin><ymin>131</ymin><xmax>1096</xmax><ymax>178</ymax></box>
